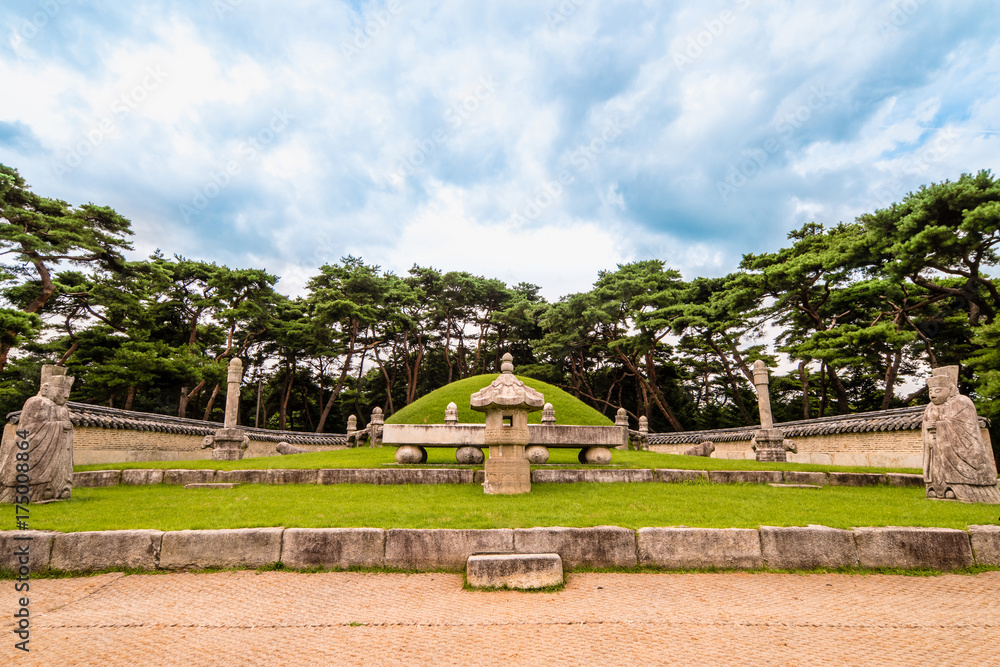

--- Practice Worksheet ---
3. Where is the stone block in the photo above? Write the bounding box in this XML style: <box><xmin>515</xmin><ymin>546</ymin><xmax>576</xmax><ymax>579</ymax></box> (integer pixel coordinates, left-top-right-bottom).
<box><xmin>163</xmin><ymin>469</ymin><xmax>216</xmax><ymax>485</ymax></box>
<box><xmin>760</xmin><ymin>526</ymin><xmax>858</xmax><ymax>569</ymax></box>
<box><xmin>0</xmin><ymin>531</ymin><xmax>53</xmax><ymax>572</ymax></box>
<box><xmin>782</xmin><ymin>471</ymin><xmax>829</xmax><ymax>486</ymax></box>
<box><xmin>969</xmin><ymin>525</ymin><xmax>1000</xmax><ymax>566</ymax></box>
<box><xmin>50</xmin><ymin>530</ymin><xmax>163</xmax><ymax>571</ymax></box>
<box><xmin>655</xmin><ymin>469</ymin><xmax>709</xmax><ymax>483</ymax></box>
<box><xmin>318</xmin><ymin>469</ymin><xmax>474</xmax><ymax>485</ymax></box>
<box><xmin>853</xmin><ymin>527</ymin><xmax>974</xmax><ymax>570</ymax></box>
<box><xmin>708</xmin><ymin>470</ymin><xmax>783</xmax><ymax>485</ymax></box>
<box><xmin>474</xmin><ymin>470</ymin><xmax>485</xmax><ymax>485</ymax></box>
<box><xmin>828</xmin><ymin>472</ymin><xmax>887</xmax><ymax>487</ymax></box>
<box><xmin>72</xmin><ymin>470</ymin><xmax>121</xmax><ymax>487</ymax></box>
<box><xmin>886</xmin><ymin>473</ymin><xmax>924</xmax><ymax>487</ymax></box>
<box><xmin>184</xmin><ymin>483</ymin><xmax>236</xmax><ymax>489</ymax></box>
<box><xmin>266</xmin><ymin>469</ymin><xmax>319</xmax><ymax>485</ymax></box>
<box><xmin>282</xmin><ymin>528</ymin><xmax>385</xmax><ymax>569</ymax></box>
<box><xmin>531</xmin><ymin>469</ymin><xmax>654</xmax><ymax>484</ymax></box>
<box><xmin>514</xmin><ymin>526</ymin><xmax>637</xmax><ymax>568</ymax></box>
<box><xmin>467</xmin><ymin>553</ymin><xmax>563</xmax><ymax>590</ymax></box>
<box><xmin>215</xmin><ymin>469</ymin><xmax>268</xmax><ymax>485</ymax></box>
<box><xmin>384</xmin><ymin>529</ymin><xmax>513</xmax><ymax>570</ymax></box>
<box><xmin>121</xmin><ymin>469</ymin><xmax>164</xmax><ymax>486</ymax></box>
<box><xmin>638</xmin><ymin>527</ymin><xmax>762</xmax><ymax>569</ymax></box>
<box><xmin>159</xmin><ymin>528</ymin><xmax>284</xmax><ymax>570</ymax></box>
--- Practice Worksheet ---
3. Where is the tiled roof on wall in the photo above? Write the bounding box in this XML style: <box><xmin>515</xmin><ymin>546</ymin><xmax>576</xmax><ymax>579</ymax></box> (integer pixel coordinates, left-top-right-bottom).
<box><xmin>6</xmin><ymin>401</ymin><xmax>347</xmax><ymax>446</ymax></box>
<box><xmin>647</xmin><ymin>405</ymin><xmax>989</xmax><ymax>445</ymax></box>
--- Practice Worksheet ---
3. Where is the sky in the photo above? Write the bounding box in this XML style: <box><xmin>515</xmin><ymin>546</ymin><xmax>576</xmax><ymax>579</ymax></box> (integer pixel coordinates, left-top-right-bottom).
<box><xmin>1</xmin><ymin>0</ymin><xmax>999</xmax><ymax>302</ymax></box>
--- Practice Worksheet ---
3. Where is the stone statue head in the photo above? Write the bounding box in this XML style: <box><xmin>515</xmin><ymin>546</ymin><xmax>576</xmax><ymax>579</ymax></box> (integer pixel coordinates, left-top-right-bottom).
<box><xmin>927</xmin><ymin>365</ymin><xmax>959</xmax><ymax>406</ymax></box>
<box><xmin>40</xmin><ymin>375</ymin><xmax>74</xmax><ymax>405</ymax></box>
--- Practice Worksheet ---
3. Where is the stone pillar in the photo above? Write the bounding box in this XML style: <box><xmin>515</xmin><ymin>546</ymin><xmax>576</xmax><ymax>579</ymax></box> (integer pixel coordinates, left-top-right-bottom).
<box><xmin>541</xmin><ymin>403</ymin><xmax>555</xmax><ymax>425</ymax></box>
<box><xmin>614</xmin><ymin>407</ymin><xmax>628</xmax><ymax>427</ymax></box>
<box><xmin>752</xmin><ymin>360</ymin><xmax>785</xmax><ymax>462</ymax></box>
<box><xmin>471</xmin><ymin>353</ymin><xmax>543</xmax><ymax>495</ymax></box>
<box><xmin>211</xmin><ymin>358</ymin><xmax>247</xmax><ymax>461</ymax></box>
<box><xmin>369</xmin><ymin>407</ymin><xmax>384</xmax><ymax>447</ymax></box>
<box><xmin>445</xmin><ymin>402</ymin><xmax>458</xmax><ymax>425</ymax></box>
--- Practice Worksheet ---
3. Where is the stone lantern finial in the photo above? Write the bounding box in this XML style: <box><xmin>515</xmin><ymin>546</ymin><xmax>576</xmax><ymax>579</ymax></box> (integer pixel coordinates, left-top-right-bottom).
<box><xmin>501</xmin><ymin>352</ymin><xmax>514</xmax><ymax>374</ymax></box>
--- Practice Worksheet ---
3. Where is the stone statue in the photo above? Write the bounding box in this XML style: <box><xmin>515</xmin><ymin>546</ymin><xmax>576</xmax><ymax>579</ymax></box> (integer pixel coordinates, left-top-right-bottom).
<box><xmin>683</xmin><ymin>441</ymin><xmax>715</xmax><ymax>457</ymax></box>
<box><xmin>922</xmin><ymin>365</ymin><xmax>1000</xmax><ymax>504</ymax></box>
<box><xmin>0</xmin><ymin>371</ymin><xmax>75</xmax><ymax>503</ymax></box>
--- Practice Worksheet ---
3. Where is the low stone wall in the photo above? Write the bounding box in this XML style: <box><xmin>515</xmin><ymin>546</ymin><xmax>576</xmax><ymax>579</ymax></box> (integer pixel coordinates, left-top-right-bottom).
<box><xmin>72</xmin><ymin>467</ymin><xmax>929</xmax><ymax>488</ymax></box>
<box><xmin>382</xmin><ymin>423</ymin><xmax>628</xmax><ymax>448</ymax></box>
<box><xmin>647</xmin><ymin>406</ymin><xmax>992</xmax><ymax>469</ymax></box>
<box><xmin>4</xmin><ymin>524</ymin><xmax>998</xmax><ymax>573</ymax></box>
<box><xmin>3</xmin><ymin>401</ymin><xmax>348</xmax><ymax>465</ymax></box>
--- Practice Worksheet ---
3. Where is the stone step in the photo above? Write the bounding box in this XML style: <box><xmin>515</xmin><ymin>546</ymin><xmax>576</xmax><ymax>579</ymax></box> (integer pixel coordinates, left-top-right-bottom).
<box><xmin>466</xmin><ymin>553</ymin><xmax>563</xmax><ymax>590</ymax></box>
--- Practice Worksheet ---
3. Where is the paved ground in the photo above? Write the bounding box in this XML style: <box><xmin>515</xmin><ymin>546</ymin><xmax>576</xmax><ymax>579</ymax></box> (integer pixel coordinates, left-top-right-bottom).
<box><xmin>5</xmin><ymin>570</ymin><xmax>999</xmax><ymax>665</ymax></box>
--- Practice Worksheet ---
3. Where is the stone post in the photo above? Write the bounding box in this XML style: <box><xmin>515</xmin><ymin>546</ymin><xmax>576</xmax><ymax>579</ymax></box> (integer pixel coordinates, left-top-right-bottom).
<box><xmin>210</xmin><ymin>358</ymin><xmax>247</xmax><ymax>461</ymax></box>
<box><xmin>445</xmin><ymin>402</ymin><xmax>459</xmax><ymax>425</ymax></box>
<box><xmin>637</xmin><ymin>415</ymin><xmax>649</xmax><ymax>451</ymax></box>
<box><xmin>369</xmin><ymin>407</ymin><xmax>384</xmax><ymax>447</ymax></box>
<box><xmin>752</xmin><ymin>360</ymin><xmax>786</xmax><ymax>462</ymax></box>
<box><xmin>346</xmin><ymin>415</ymin><xmax>358</xmax><ymax>447</ymax></box>
<box><xmin>541</xmin><ymin>403</ymin><xmax>555</xmax><ymax>425</ymax></box>
<box><xmin>614</xmin><ymin>407</ymin><xmax>628</xmax><ymax>427</ymax></box>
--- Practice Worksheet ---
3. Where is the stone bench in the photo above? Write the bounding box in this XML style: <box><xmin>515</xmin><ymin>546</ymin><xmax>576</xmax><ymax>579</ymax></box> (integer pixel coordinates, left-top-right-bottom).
<box><xmin>382</xmin><ymin>424</ymin><xmax>628</xmax><ymax>464</ymax></box>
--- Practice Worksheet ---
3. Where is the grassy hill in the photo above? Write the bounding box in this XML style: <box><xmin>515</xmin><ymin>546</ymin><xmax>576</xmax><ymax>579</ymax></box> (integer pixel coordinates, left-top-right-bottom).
<box><xmin>386</xmin><ymin>374</ymin><xmax>613</xmax><ymax>426</ymax></box>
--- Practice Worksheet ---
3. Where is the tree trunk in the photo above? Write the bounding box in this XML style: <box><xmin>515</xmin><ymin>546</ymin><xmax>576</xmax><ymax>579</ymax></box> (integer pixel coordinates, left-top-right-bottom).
<box><xmin>124</xmin><ymin>385</ymin><xmax>136</xmax><ymax>411</ymax></box>
<box><xmin>202</xmin><ymin>383</ymin><xmax>220</xmax><ymax>422</ymax></box>
<box><xmin>799</xmin><ymin>360</ymin><xmax>810</xmax><ymax>420</ymax></box>
<box><xmin>279</xmin><ymin>362</ymin><xmax>294</xmax><ymax>431</ymax></box>
<box><xmin>826</xmin><ymin>364</ymin><xmax>850</xmax><ymax>414</ymax></box>
<box><xmin>706</xmin><ymin>335</ymin><xmax>753</xmax><ymax>425</ymax></box>
<box><xmin>881</xmin><ymin>350</ymin><xmax>902</xmax><ymax>410</ymax></box>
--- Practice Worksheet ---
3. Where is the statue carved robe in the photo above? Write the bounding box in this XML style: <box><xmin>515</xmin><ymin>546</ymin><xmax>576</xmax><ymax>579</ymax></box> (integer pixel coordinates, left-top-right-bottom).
<box><xmin>923</xmin><ymin>367</ymin><xmax>1000</xmax><ymax>504</ymax></box>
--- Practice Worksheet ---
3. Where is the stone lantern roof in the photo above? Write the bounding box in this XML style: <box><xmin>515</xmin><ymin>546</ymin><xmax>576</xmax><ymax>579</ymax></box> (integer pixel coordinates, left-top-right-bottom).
<box><xmin>470</xmin><ymin>353</ymin><xmax>544</xmax><ymax>412</ymax></box>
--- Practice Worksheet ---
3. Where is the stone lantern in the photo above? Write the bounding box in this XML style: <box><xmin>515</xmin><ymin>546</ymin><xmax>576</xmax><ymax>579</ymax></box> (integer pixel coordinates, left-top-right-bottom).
<box><xmin>470</xmin><ymin>353</ymin><xmax>544</xmax><ymax>494</ymax></box>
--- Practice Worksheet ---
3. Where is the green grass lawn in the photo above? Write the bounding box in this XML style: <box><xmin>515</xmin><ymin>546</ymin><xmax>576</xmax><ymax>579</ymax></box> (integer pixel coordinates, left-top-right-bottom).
<box><xmin>386</xmin><ymin>374</ymin><xmax>613</xmax><ymax>425</ymax></box>
<box><xmin>15</xmin><ymin>482</ymin><xmax>999</xmax><ymax>533</ymax></box>
<box><xmin>75</xmin><ymin>448</ymin><xmax>924</xmax><ymax>475</ymax></box>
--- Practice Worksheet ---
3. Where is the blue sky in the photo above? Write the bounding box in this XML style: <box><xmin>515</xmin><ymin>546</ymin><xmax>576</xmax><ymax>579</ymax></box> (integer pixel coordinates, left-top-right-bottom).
<box><xmin>2</xmin><ymin>0</ymin><xmax>998</xmax><ymax>300</ymax></box>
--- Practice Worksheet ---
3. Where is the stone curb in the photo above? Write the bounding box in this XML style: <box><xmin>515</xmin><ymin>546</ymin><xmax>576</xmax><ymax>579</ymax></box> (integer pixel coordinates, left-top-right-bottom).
<box><xmin>159</xmin><ymin>528</ymin><xmax>284</xmax><ymax>570</ymax></box>
<box><xmin>384</xmin><ymin>529</ymin><xmax>513</xmax><ymax>570</ymax></box>
<box><xmin>531</xmin><ymin>469</ymin><xmax>654</xmax><ymax>484</ymax></box>
<box><xmin>760</xmin><ymin>526</ymin><xmax>858</xmax><ymax>570</ymax></box>
<box><xmin>514</xmin><ymin>526</ymin><xmax>638</xmax><ymax>568</ymax></box>
<box><xmin>318</xmin><ymin>469</ymin><xmax>474</xmax><ymax>485</ymax></box>
<box><xmin>70</xmin><ymin>467</ymin><xmax>936</xmax><ymax>489</ymax></box>
<box><xmin>655</xmin><ymin>469</ymin><xmax>709</xmax><ymax>483</ymax></box>
<box><xmin>282</xmin><ymin>528</ymin><xmax>385</xmax><ymax>569</ymax></box>
<box><xmin>72</xmin><ymin>470</ymin><xmax>121</xmax><ymax>487</ymax></box>
<box><xmin>50</xmin><ymin>530</ymin><xmax>163</xmax><ymax>571</ymax></box>
<box><xmin>853</xmin><ymin>527</ymin><xmax>974</xmax><ymax>570</ymax></box>
<box><xmin>163</xmin><ymin>469</ymin><xmax>216</xmax><ymax>486</ymax></box>
<box><xmin>0</xmin><ymin>531</ymin><xmax>54</xmax><ymax>572</ymax></box>
<box><xmin>8</xmin><ymin>525</ymin><xmax>999</xmax><ymax>573</ymax></box>
<box><xmin>708</xmin><ymin>470</ymin><xmax>783</xmax><ymax>485</ymax></box>
<box><xmin>638</xmin><ymin>527</ymin><xmax>763</xmax><ymax>569</ymax></box>
<box><xmin>828</xmin><ymin>472</ymin><xmax>887</xmax><ymax>487</ymax></box>
<box><xmin>969</xmin><ymin>525</ymin><xmax>1000</xmax><ymax>566</ymax></box>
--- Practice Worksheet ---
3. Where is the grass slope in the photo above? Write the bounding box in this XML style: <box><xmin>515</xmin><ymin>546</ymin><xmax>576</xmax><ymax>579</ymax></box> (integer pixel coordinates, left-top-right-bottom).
<box><xmin>386</xmin><ymin>374</ymin><xmax>612</xmax><ymax>426</ymax></box>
